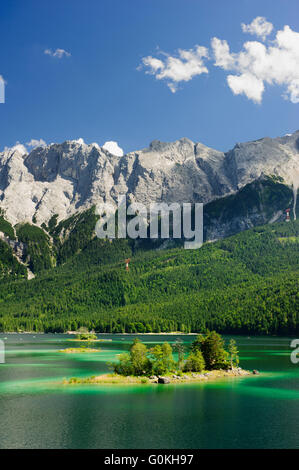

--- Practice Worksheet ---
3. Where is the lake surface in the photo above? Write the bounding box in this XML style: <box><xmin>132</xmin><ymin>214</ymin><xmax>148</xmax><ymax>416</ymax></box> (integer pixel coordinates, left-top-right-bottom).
<box><xmin>0</xmin><ymin>334</ymin><xmax>298</xmax><ymax>449</ymax></box>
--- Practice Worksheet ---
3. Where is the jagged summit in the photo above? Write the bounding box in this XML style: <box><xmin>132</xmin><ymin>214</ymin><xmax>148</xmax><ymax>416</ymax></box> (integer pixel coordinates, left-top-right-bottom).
<box><xmin>0</xmin><ymin>131</ymin><xmax>298</xmax><ymax>225</ymax></box>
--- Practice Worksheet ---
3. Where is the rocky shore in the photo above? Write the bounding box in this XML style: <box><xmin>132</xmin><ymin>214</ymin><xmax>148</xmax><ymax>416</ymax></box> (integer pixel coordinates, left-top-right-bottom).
<box><xmin>64</xmin><ymin>368</ymin><xmax>257</xmax><ymax>386</ymax></box>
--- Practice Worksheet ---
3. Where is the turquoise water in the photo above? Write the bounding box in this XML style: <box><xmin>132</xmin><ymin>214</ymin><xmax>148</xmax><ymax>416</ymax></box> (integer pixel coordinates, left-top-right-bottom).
<box><xmin>0</xmin><ymin>334</ymin><xmax>298</xmax><ymax>449</ymax></box>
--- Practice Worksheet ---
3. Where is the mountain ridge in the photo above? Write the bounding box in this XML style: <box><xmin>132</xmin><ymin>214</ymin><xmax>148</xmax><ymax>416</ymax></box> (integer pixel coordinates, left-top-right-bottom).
<box><xmin>0</xmin><ymin>130</ymin><xmax>298</xmax><ymax>226</ymax></box>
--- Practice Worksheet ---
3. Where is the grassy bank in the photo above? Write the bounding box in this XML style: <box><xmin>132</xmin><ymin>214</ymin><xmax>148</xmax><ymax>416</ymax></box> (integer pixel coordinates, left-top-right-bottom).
<box><xmin>64</xmin><ymin>369</ymin><xmax>254</xmax><ymax>386</ymax></box>
<box><xmin>59</xmin><ymin>347</ymin><xmax>100</xmax><ymax>353</ymax></box>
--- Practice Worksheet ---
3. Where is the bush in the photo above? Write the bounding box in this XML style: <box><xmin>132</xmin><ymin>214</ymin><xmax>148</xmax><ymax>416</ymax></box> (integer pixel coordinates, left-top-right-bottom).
<box><xmin>113</xmin><ymin>353</ymin><xmax>134</xmax><ymax>376</ymax></box>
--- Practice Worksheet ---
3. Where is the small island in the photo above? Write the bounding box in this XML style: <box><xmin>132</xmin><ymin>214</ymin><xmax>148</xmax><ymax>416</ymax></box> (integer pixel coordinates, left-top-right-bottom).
<box><xmin>59</xmin><ymin>347</ymin><xmax>100</xmax><ymax>353</ymax></box>
<box><xmin>64</xmin><ymin>332</ymin><xmax>259</xmax><ymax>385</ymax></box>
<box><xmin>59</xmin><ymin>330</ymin><xmax>102</xmax><ymax>352</ymax></box>
<box><xmin>66</xmin><ymin>330</ymin><xmax>110</xmax><ymax>343</ymax></box>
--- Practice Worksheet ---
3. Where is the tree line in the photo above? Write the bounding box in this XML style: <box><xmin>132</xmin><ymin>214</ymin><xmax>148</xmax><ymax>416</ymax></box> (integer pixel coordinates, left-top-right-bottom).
<box><xmin>111</xmin><ymin>332</ymin><xmax>239</xmax><ymax>376</ymax></box>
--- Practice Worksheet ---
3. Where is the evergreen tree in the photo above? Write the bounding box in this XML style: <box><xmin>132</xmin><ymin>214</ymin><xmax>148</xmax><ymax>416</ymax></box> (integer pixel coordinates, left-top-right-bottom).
<box><xmin>191</xmin><ymin>335</ymin><xmax>204</xmax><ymax>353</ymax></box>
<box><xmin>199</xmin><ymin>331</ymin><xmax>229</xmax><ymax>370</ymax></box>
<box><xmin>173</xmin><ymin>338</ymin><xmax>185</xmax><ymax>370</ymax></box>
<box><xmin>228</xmin><ymin>339</ymin><xmax>239</xmax><ymax>369</ymax></box>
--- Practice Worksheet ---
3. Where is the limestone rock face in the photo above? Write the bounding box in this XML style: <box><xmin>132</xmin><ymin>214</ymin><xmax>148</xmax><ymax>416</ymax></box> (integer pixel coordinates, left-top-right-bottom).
<box><xmin>0</xmin><ymin>131</ymin><xmax>298</xmax><ymax>225</ymax></box>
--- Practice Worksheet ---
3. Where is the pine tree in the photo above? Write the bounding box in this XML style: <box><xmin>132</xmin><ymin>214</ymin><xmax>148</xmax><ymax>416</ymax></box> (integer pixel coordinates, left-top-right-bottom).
<box><xmin>199</xmin><ymin>331</ymin><xmax>228</xmax><ymax>370</ymax></box>
<box><xmin>228</xmin><ymin>339</ymin><xmax>239</xmax><ymax>369</ymax></box>
<box><xmin>173</xmin><ymin>338</ymin><xmax>185</xmax><ymax>370</ymax></box>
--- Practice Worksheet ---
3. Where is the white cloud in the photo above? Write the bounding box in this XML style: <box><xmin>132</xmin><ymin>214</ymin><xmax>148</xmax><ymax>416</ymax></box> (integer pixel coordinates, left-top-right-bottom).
<box><xmin>241</xmin><ymin>17</ymin><xmax>273</xmax><ymax>41</ymax></box>
<box><xmin>227</xmin><ymin>73</ymin><xmax>265</xmax><ymax>103</ymax></box>
<box><xmin>73</xmin><ymin>138</ymin><xmax>85</xmax><ymax>145</ymax></box>
<box><xmin>0</xmin><ymin>75</ymin><xmax>5</xmax><ymax>103</ymax></box>
<box><xmin>286</xmin><ymin>79</ymin><xmax>299</xmax><ymax>104</ymax></box>
<box><xmin>2</xmin><ymin>139</ymin><xmax>46</xmax><ymax>154</ymax></box>
<box><xmin>212</xmin><ymin>20</ymin><xmax>299</xmax><ymax>103</ymax></box>
<box><xmin>140</xmin><ymin>45</ymin><xmax>209</xmax><ymax>92</ymax></box>
<box><xmin>212</xmin><ymin>37</ymin><xmax>235</xmax><ymax>70</ymax></box>
<box><xmin>3</xmin><ymin>142</ymin><xmax>27</xmax><ymax>156</ymax></box>
<box><xmin>26</xmin><ymin>138</ymin><xmax>46</xmax><ymax>148</ymax></box>
<box><xmin>139</xmin><ymin>17</ymin><xmax>299</xmax><ymax>104</ymax></box>
<box><xmin>103</xmin><ymin>141</ymin><xmax>124</xmax><ymax>156</ymax></box>
<box><xmin>44</xmin><ymin>48</ymin><xmax>71</xmax><ymax>59</ymax></box>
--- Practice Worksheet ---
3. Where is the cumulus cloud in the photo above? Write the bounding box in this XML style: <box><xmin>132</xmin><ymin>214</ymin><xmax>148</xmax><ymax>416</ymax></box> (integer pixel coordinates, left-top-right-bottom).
<box><xmin>139</xmin><ymin>17</ymin><xmax>299</xmax><ymax>104</ymax></box>
<box><xmin>212</xmin><ymin>20</ymin><xmax>299</xmax><ymax>103</ymax></box>
<box><xmin>26</xmin><ymin>138</ymin><xmax>46</xmax><ymax>148</ymax></box>
<box><xmin>139</xmin><ymin>45</ymin><xmax>209</xmax><ymax>92</ymax></box>
<box><xmin>44</xmin><ymin>48</ymin><xmax>71</xmax><ymax>59</ymax></box>
<box><xmin>241</xmin><ymin>17</ymin><xmax>273</xmax><ymax>40</ymax></box>
<box><xmin>227</xmin><ymin>73</ymin><xmax>265</xmax><ymax>103</ymax></box>
<box><xmin>103</xmin><ymin>141</ymin><xmax>124</xmax><ymax>156</ymax></box>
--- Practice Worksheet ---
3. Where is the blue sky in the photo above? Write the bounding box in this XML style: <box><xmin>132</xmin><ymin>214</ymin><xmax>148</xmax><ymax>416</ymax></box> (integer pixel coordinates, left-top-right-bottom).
<box><xmin>0</xmin><ymin>0</ymin><xmax>298</xmax><ymax>154</ymax></box>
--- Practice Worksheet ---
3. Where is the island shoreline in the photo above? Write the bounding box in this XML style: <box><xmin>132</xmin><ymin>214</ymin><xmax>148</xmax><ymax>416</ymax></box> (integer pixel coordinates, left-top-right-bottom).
<box><xmin>64</xmin><ymin>369</ymin><xmax>258</xmax><ymax>386</ymax></box>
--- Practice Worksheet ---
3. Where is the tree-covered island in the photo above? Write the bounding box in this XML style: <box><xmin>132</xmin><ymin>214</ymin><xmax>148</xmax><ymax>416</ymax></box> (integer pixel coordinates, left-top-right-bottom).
<box><xmin>65</xmin><ymin>332</ymin><xmax>256</xmax><ymax>385</ymax></box>
<box><xmin>59</xmin><ymin>328</ymin><xmax>102</xmax><ymax>353</ymax></box>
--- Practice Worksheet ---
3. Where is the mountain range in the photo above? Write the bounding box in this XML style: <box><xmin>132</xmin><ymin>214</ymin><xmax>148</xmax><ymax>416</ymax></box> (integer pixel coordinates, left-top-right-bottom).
<box><xmin>0</xmin><ymin>130</ymin><xmax>298</xmax><ymax>333</ymax></box>
<box><xmin>1</xmin><ymin>130</ymin><xmax>298</xmax><ymax>227</ymax></box>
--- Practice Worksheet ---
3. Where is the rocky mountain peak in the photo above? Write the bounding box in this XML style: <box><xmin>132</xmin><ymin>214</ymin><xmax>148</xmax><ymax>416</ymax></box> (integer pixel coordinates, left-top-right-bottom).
<box><xmin>0</xmin><ymin>131</ymin><xmax>298</xmax><ymax>226</ymax></box>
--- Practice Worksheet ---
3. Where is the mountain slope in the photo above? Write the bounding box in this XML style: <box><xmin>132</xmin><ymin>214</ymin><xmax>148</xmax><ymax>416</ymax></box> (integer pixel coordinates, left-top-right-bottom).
<box><xmin>0</xmin><ymin>219</ymin><xmax>298</xmax><ymax>334</ymax></box>
<box><xmin>0</xmin><ymin>177</ymin><xmax>297</xmax><ymax>277</ymax></box>
<box><xmin>204</xmin><ymin>176</ymin><xmax>297</xmax><ymax>239</ymax></box>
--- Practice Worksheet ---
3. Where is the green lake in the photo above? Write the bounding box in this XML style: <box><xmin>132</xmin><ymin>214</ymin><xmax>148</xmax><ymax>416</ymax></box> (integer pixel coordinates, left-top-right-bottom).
<box><xmin>0</xmin><ymin>334</ymin><xmax>298</xmax><ymax>449</ymax></box>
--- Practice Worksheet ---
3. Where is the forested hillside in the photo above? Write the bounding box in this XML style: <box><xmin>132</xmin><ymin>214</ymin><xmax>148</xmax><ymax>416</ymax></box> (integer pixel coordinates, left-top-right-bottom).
<box><xmin>0</xmin><ymin>239</ymin><xmax>27</xmax><ymax>280</ymax></box>
<box><xmin>0</xmin><ymin>218</ymin><xmax>298</xmax><ymax>334</ymax></box>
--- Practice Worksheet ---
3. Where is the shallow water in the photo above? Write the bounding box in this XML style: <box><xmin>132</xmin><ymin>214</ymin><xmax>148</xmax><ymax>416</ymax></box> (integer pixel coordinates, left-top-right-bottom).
<box><xmin>0</xmin><ymin>334</ymin><xmax>298</xmax><ymax>449</ymax></box>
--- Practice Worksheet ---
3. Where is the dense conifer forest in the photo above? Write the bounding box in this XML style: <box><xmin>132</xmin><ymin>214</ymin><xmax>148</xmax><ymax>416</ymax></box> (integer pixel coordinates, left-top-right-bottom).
<box><xmin>0</xmin><ymin>203</ymin><xmax>297</xmax><ymax>334</ymax></box>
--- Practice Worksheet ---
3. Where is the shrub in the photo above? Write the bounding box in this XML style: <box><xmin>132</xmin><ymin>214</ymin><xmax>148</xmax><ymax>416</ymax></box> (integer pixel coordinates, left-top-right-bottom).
<box><xmin>113</xmin><ymin>353</ymin><xmax>134</xmax><ymax>376</ymax></box>
<box><xmin>183</xmin><ymin>350</ymin><xmax>205</xmax><ymax>372</ymax></box>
